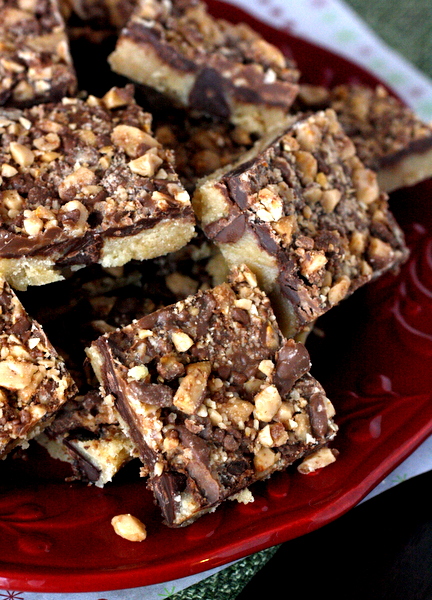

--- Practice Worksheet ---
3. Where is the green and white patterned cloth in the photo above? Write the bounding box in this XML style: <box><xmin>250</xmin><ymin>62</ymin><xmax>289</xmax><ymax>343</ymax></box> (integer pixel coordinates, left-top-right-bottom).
<box><xmin>2</xmin><ymin>2</ymin><xmax>432</xmax><ymax>599</ymax></box>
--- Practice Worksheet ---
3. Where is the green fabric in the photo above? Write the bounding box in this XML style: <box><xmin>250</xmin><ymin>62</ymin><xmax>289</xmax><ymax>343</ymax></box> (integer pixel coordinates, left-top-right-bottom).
<box><xmin>345</xmin><ymin>0</ymin><xmax>432</xmax><ymax>78</ymax></box>
<box><xmin>169</xmin><ymin>546</ymin><xmax>280</xmax><ymax>600</ymax></box>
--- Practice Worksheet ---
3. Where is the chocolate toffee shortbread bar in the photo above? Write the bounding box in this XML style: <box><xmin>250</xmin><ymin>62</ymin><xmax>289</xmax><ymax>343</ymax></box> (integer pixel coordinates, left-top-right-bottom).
<box><xmin>0</xmin><ymin>277</ymin><xmax>77</xmax><ymax>458</ymax></box>
<box><xmin>87</xmin><ymin>265</ymin><xmax>338</xmax><ymax>527</ymax></box>
<box><xmin>108</xmin><ymin>0</ymin><xmax>299</xmax><ymax>135</ymax></box>
<box><xmin>154</xmin><ymin>111</ymin><xmax>255</xmax><ymax>193</ymax></box>
<box><xmin>37</xmin><ymin>389</ymin><xmax>136</xmax><ymax>486</ymax></box>
<box><xmin>193</xmin><ymin>109</ymin><xmax>408</xmax><ymax>338</ymax></box>
<box><xmin>297</xmin><ymin>84</ymin><xmax>432</xmax><ymax>193</ymax></box>
<box><xmin>0</xmin><ymin>85</ymin><xmax>195</xmax><ymax>290</ymax></box>
<box><xmin>0</xmin><ymin>0</ymin><xmax>77</xmax><ymax>108</ymax></box>
<box><xmin>32</xmin><ymin>236</ymin><xmax>222</xmax><ymax>484</ymax></box>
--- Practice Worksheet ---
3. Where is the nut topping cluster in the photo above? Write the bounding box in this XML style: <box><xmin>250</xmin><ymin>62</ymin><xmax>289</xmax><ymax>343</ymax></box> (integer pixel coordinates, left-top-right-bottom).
<box><xmin>87</xmin><ymin>265</ymin><xmax>338</xmax><ymax>526</ymax></box>
<box><xmin>0</xmin><ymin>277</ymin><xmax>77</xmax><ymax>457</ymax></box>
<box><xmin>0</xmin><ymin>0</ymin><xmax>77</xmax><ymax>107</ymax></box>
<box><xmin>0</xmin><ymin>85</ymin><xmax>195</xmax><ymax>288</ymax></box>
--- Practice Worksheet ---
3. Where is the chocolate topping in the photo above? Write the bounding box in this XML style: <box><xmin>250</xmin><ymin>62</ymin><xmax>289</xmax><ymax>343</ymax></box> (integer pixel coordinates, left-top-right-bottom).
<box><xmin>126</xmin><ymin>21</ymin><xmax>197</xmax><ymax>73</ymax></box>
<box><xmin>64</xmin><ymin>439</ymin><xmax>102</xmax><ymax>483</ymax></box>
<box><xmin>273</xmin><ymin>339</ymin><xmax>311</xmax><ymax>397</ymax></box>
<box><xmin>189</xmin><ymin>68</ymin><xmax>231</xmax><ymax>119</ymax></box>
<box><xmin>126</xmin><ymin>381</ymin><xmax>174</xmax><ymax>407</ymax></box>
<box><xmin>308</xmin><ymin>392</ymin><xmax>329</xmax><ymax>439</ymax></box>
<box><xmin>150</xmin><ymin>472</ymin><xmax>187</xmax><ymax>526</ymax></box>
<box><xmin>203</xmin><ymin>213</ymin><xmax>246</xmax><ymax>244</ymax></box>
<box><xmin>177</xmin><ymin>424</ymin><xmax>220</xmax><ymax>503</ymax></box>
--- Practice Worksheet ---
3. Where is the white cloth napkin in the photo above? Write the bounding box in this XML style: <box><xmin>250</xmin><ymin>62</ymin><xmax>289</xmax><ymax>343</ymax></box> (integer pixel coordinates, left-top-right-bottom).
<box><xmin>2</xmin><ymin>1</ymin><xmax>432</xmax><ymax>598</ymax></box>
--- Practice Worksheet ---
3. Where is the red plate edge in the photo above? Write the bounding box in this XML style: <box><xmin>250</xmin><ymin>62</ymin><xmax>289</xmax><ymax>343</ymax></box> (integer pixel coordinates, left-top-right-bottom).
<box><xmin>2</xmin><ymin>0</ymin><xmax>432</xmax><ymax>593</ymax></box>
<box><xmin>2</xmin><ymin>400</ymin><xmax>432</xmax><ymax>594</ymax></box>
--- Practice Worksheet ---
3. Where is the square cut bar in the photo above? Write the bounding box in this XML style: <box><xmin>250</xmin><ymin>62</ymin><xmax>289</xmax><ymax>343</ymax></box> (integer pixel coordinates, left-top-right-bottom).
<box><xmin>108</xmin><ymin>0</ymin><xmax>300</xmax><ymax>135</ymax></box>
<box><xmin>297</xmin><ymin>84</ymin><xmax>432</xmax><ymax>193</ymax></box>
<box><xmin>193</xmin><ymin>109</ymin><xmax>409</xmax><ymax>338</ymax></box>
<box><xmin>87</xmin><ymin>265</ymin><xmax>338</xmax><ymax>527</ymax></box>
<box><xmin>0</xmin><ymin>85</ymin><xmax>195</xmax><ymax>290</ymax></box>
<box><xmin>0</xmin><ymin>0</ymin><xmax>77</xmax><ymax>108</ymax></box>
<box><xmin>37</xmin><ymin>389</ymin><xmax>137</xmax><ymax>486</ymax></box>
<box><xmin>0</xmin><ymin>277</ymin><xmax>77</xmax><ymax>458</ymax></box>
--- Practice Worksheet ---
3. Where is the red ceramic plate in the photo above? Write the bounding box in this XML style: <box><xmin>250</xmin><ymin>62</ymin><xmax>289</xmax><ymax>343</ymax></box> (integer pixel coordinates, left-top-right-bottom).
<box><xmin>2</xmin><ymin>0</ymin><xmax>432</xmax><ymax>593</ymax></box>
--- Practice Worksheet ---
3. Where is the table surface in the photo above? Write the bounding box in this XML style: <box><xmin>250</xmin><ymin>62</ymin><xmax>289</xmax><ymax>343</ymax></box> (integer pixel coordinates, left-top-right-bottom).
<box><xmin>236</xmin><ymin>469</ymin><xmax>432</xmax><ymax>600</ymax></box>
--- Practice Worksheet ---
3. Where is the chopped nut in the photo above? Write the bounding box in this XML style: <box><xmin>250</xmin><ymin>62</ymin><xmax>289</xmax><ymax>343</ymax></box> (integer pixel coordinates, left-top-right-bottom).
<box><xmin>127</xmin><ymin>365</ymin><xmax>149</xmax><ymax>381</ymax></box>
<box><xmin>59</xmin><ymin>200</ymin><xmax>89</xmax><ymax>235</ymax></box>
<box><xmin>328</xmin><ymin>275</ymin><xmax>351</xmax><ymax>306</ymax></box>
<box><xmin>58</xmin><ymin>167</ymin><xmax>96</xmax><ymax>200</ymax></box>
<box><xmin>349</xmin><ymin>230</ymin><xmax>367</xmax><ymax>255</ymax></box>
<box><xmin>173</xmin><ymin>361</ymin><xmax>211</xmax><ymax>414</ymax></box>
<box><xmin>253</xmin><ymin>446</ymin><xmax>278</xmax><ymax>474</ymax></box>
<box><xmin>2</xmin><ymin>190</ymin><xmax>23</xmax><ymax>211</ymax></box>
<box><xmin>12</xmin><ymin>80</ymin><xmax>34</xmax><ymax>102</ymax></box>
<box><xmin>1</xmin><ymin>164</ymin><xmax>18</xmax><ymax>177</ymax></box>
<box><xmin>0</xmin><ymin>360</ymin><xmax>38</xmax><ymax>390</ymax></box>
<box><xmin>258</xmin><ymin>359</ymin><xmax>274</xmax><ymax>377</ymax></box>
<box><xmin>102</xmin><ymin>86</ymin><xmax>133</xmax><ymax>109</ymax></box>
<box><xmin>257</xmin><ymin>424</ymin><xmax>274</xmax><ymax>447</ymax></box>
<box><xmin>9</xmin><ymin>142</ymin><xmax>35</xmax><ymax>168</ymax></box>
<box><xmin>293</xmin><ymin>412</ymin><xmax>311</xmax><ymax>441</ymax></box>
<box><xmin>275</xmin><ymin>401</ymin><xmax>294</xmax><ymax>427</ymax></box>
<box><xmin>253</xmin><ymin>384</ymin><xmax>282</xmax><ymax>422</ymax></box>
<box><xmin>265</xmin><ymin>324</ymin><xmax>280</xmax><ymax>350</ymax></box>
<box><xmin>234</xmin><ymin>298</ymin><xmax>252</xmax><ymax>311</ymax></box>
<box><xmin>294</xmin><ymin>151</ymin><xmax>318</xmax><ymax>184</ymax></box>
<box><xmin>352</xmin><ymin>167</ymin><xmax>380</xmax><ymax>205</ymax></box>
<box><xmin>128</xmin><ymin>149</ymin><xmax>163</xmax><ymax>177</ymax></box>
<box><xmin>272</xmin><ymin>215</ymin><xmax>297</xmax><ymax>246</ymax></box>
<box><xmin>218</xmin><ymin>397</ymin><xmax>254</xmax><ymax>426</ymax></box>
<box><xmin>320</xmin><ymin>189</ymin><xmax>341</xmax><ymax>213</ymax></box>
<box><xmin>367</xmin><ymin>237</ymin><xmax>394</xmax><ymax>269</ymax></box>
<box><xmin>300</xmin><ymin>251</ymin><xmax>327</xmax><ymax>279</ymax></box>
<box><xmin>253</xmin><ymin>38</ymin><xmax>286</xmax><ymax>69</ymax></box>
<box><xmin>111</xmin><ymin>514</ymin><xmax>147</xmax><ymax>542</ymax></box>
<box><xmin>33</xmin><ymin>133</ymin><xmax>60</xmax><ymax>152</ymax></box>
<box><xmin>295</xmin><ymin>121</ymin><xmax>322</xmax><ymax>152</ymax></box>
<box><xmin>315</xmin><ymin>172</ymin><xmax>328</xmax><ymax>188</ymax></box>
<box><xmin>111</xmin><ymin>125</ymin><xmax>160</xmax><ymax>158</ymax></box>
<box><xmin>228</xmin><ymin>488</ymin><xmax>254</xmax><ymax>504</ymax></box>
<box><xmin>298</xmin><ymin>84</ymin><xmax>330</xmax><ymax>106</ymax></box>
<box><xmin>256</xmin><ymin>188</ymin><xmax>283</xmax><ymax>221</ymax></box>
<box><xmin>165</xmin><ymin>272</ymin><xmax>198</xmax><ymax>297</ymax></box>
<box><xmin>77</xmin><ymin>129</ymin><xmax>97</xmax><ymax>146</ymax></box>
<box><xmin>297</xmin><ymin>447</ymin><xmax>337</xmax><ymax>474</ymax></box>
<box><xmin>23</xmin><ymin>213</ymin><xmax>43</xmax><ymax>236</ymax></box>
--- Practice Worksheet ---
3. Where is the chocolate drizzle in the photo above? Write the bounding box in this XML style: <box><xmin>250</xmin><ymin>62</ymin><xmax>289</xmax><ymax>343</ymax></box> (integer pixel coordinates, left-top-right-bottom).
<box><xmin>273</xmin><ymin>339</ymin><xmax>311</xmax><ymax>396</ymax></box>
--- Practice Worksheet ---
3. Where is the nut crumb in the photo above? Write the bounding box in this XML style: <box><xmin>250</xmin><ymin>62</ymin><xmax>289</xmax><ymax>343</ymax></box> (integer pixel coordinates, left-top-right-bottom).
<box><xmin>111</xmin><ymin>514</ymin><xmax>147</xmax><ymax>542</ymax></box>
<box><xmin>297</xmin><ymin>447</ymin><xmax>337</xmax><ymax>474</ymax></box>
<box><xmin>228</xmin><ymin>488</ymin><xmax>254</xmax><ymax>504</ymax></box>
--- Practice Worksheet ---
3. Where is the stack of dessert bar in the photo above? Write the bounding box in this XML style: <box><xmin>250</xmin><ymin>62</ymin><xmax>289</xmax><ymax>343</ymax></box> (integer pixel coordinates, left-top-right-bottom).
<box><xmin>0</xmin><ymin>0</ymin><xmax>430</xmax><ymax>528</ymax></box>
